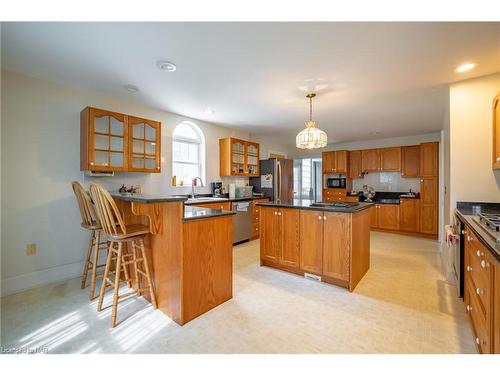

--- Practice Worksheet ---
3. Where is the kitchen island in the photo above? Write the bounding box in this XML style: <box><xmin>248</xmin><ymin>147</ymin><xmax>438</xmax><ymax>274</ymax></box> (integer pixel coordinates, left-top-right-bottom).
<box><xmin>257</xmin><ymin>200</ymin><xmax>373</xmax><ymax>291</ymax></box>
<box><xmin>112</xmin><ymin>193</ymin><xmax>235</xmax><ymax>325</ymax></box>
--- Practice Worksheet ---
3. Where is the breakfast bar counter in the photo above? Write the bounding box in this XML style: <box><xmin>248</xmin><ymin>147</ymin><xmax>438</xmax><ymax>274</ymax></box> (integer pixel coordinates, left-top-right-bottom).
<box><xmin>112</xmin><ymin>193</ymin><xmax>235</xmax><ymax>325</ymax></box>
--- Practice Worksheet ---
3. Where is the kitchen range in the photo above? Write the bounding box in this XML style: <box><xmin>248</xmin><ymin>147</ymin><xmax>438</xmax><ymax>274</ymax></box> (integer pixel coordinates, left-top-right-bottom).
<box><xmin>454</xmin><ymin>202</ymin><xmax>500</xmax><ymax>354</ymax></box>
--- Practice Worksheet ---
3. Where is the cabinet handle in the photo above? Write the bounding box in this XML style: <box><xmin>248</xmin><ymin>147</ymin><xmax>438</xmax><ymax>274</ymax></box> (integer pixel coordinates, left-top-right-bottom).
<box><xmin>497</xmin><ymin>157</ymin><xmax>500</xmax><ymax>162</ymax></box>
<box><xmin>467</xmin><ymin>235</ymin><xmax>471</xmax><ymax>241</ymax></box>
<box><xmin>476</xmin><ymin>250</ymin><xmax>484</xmax><ymax>257</ymax></box>
<box><xmin>467</xmin><ymin>266</ymin><xmax>473</xmax><ymax>272</ymax></box>
<box><xmin>318</xmin><ymin>216</ymin><xmax>322</xmax><ymax>220</ymax></box>
<box><xmin>475</xmin><ymin>337</ymin><xmax>480</xmax><ymax>345</ymax></box>
<box><xmin>90</xmin><ymin>161</ymin><xmax>94</xmax><ymax>166</ymax></box>
<box><xmin>476</xmin><ymin>288</ymin><xmax>484</xmax><ymax>295</ymax></box>
<box><xmin>274</xmin><ymin>212</ymin><xmax>277</xmax><ymax>215</ymax></box>
<box><xmin>466</xmin><ymin>305</ymin><xmax>472</xmax><ymax>312</ymax></box>
<box><xmin>480</xmin><ymin>260</ymin><xmax>489</xmax><ymax>268</ymax></box>
<box><xmin>323</xmin><ymin>215</ymin><xmax>327</xmax><ymax>220</ymax></box>
<box><xmin>278</xmin><ymin>212</ymin><xmax>282</xmax><ymax>216</ymax></box>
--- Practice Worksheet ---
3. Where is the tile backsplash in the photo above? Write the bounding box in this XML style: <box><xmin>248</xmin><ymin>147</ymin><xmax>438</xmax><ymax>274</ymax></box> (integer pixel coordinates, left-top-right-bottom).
<box><xmin>352</xmin><ymin>172</ymin><xmax>420</xmax><ymax>193</ymax></box>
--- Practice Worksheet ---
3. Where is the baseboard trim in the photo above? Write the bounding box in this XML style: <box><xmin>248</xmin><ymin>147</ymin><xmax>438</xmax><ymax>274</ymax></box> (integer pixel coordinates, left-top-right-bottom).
<box><xmin>1</xmin><ymin>261</ymin><xmax>84</xmax><ymax>297</ymax></box>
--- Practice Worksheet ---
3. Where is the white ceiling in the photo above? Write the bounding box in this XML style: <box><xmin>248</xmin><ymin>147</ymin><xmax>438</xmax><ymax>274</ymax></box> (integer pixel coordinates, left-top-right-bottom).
<box><xmin>2</xmin><ymin>22</ymin><xmax>500</xmax><ymax>145</ymax></box>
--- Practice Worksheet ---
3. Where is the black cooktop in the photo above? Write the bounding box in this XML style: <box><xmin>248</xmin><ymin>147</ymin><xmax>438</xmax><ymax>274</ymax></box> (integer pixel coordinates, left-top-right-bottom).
<box><xmin>310</xmin><ymin>201</ymin><xmax>359</xmax><ymax>208</ymax></box>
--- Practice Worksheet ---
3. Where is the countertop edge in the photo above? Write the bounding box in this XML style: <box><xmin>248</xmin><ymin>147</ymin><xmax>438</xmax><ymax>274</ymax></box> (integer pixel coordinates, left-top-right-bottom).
<box><xmin>456</xmin><ymin>209</ymin><xmax>500</xmax><ymax>262</ymax></box>
<box><xmin>256</xmin><ymin>201</ymin><xmax>374</xmax><ymax>213</ymax></box>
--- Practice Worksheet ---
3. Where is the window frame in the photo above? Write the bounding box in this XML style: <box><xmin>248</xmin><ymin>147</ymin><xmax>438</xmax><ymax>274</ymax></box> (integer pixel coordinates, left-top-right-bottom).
<box><xmin>172</xmin><ymin>121</ymin><xmax>205</xmax><ymax>187</ymax></box>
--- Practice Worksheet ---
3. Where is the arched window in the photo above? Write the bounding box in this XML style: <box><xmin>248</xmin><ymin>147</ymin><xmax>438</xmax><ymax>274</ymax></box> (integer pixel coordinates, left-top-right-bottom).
<box><xmin>172</xmin><ymin>122</ymin><xmax>205</xmax><ymax>186</ymax></box>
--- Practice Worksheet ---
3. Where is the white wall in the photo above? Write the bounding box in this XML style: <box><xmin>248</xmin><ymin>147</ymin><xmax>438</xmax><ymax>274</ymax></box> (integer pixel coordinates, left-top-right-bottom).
<box><xmin>0</xmin><ymin>70</ymin><xmax>261</xmax><ymax>296</ymax></box>
<box><xmin>449</xmin><ymin>73</ymin><xmax>500</xmax><ymax>216</ymax></box>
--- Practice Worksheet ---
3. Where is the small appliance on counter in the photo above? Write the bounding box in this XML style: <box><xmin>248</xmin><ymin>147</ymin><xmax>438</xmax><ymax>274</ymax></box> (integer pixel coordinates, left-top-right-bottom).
<box><xmin>326</xmin><ymin>177</ymin><xmax>347</xmax><ymax>189</ymax></box>
<box><xmin>362</xmin><ymin>185</ymin><xmax>375</xmax><ymax>202</ymax></box>
<box><xmin>235</xmin><ymin>186</ymin><xmax>253</xmax><ymax>199</ymax></box>
<box><xmin>210</xmin><ymin>182</ymin><xmax>223</xmax><ymax>197</ymax></box>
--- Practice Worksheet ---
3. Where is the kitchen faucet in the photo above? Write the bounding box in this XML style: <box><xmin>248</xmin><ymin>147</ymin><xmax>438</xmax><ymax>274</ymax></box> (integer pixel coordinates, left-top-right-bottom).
<box><xmin>191</xmin><ymin>177</ymin><xmax>204</xmax><ymax>198</ymax></box>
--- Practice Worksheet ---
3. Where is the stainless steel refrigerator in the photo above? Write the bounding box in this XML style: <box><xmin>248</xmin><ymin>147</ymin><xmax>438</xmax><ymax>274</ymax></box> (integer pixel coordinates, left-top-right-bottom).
<box><xmin>249</xmin><ymin>158</ymin><xmax>294</xmax><ymax>201</ymax></box>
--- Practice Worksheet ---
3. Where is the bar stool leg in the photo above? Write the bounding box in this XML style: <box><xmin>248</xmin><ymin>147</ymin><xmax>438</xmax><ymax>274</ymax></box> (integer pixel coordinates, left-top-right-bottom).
<box><xmin>88</xmin><ymin>230</ymin><xmax>101</xmax><ymax>300</ymax></box>
<box><xmin>139</xmin><ymin>238</ymin><xmax>157</xmax><ymax>309</ymax></box>
<box><xmin>122</xmin><ymin>242</ymin><xmax>132</xmax><ymax>289</ymax></box>
<box><xmin>98</xmin><ymin>240</ymin><xmax>114</xmax><ymax>312</ymax></box>
<box><xmin>111</xmin><ymin>242</ymin><xmax>123</xmax><ymax>328</ymax></box>
<box><xmin>132</xmin><ymin>241</ymin><xmax>140</xmax><ymax>295</ymax></box>
<box><xmin>81</xmin><ymin>230</ymin><xmax>95</xmax><ymax>289</ymax></box>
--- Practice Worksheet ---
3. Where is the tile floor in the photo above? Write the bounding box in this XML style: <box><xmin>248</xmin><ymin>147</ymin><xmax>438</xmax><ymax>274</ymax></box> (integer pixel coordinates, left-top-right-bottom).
<box><xmin>0</xmin><ymin>232</ymin><xmax>476</xmax><ymax>353</ymax></box>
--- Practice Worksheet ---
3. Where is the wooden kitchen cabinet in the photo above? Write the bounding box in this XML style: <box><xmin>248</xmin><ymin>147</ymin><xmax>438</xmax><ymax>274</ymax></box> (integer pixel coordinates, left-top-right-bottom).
<box><xmin>420</xmin><ymin>177</ymin><xmax>438</xmax><ymax>234</ymax></box>
<box><xmin>348</xmin><ymin>150</ymin><xmax>363</xmax><ymax>179</ymax></box>
<box><xmin>128</xmin><ymin>116</ymin><xmax>161</xmax><ymax>172</ymax></box>
<box><xmin>299</xmin><ymin>210</ymin><xmax>323</xmax><ymax>274</ymax></box>
<box><xmin>259</xmin><ymin>206</ymin><xmax>300</xmax><ymax>269</ymax></box>
<box><xmin>260</xmin><ymin>206</ymin><xmax>281</xmax><ymax>263</ymax></box>
<box><xmin>401</xmin><ymin>145</ymin><xmax>420</xmax><ymax>178</ymax></box>
<box><xmin>219</xmin><ymin>137</ymin><xmax>260</xmax><ymax>177</ymax></box>
<box><xmin>361</xmin><ymin>149</ymin><xmax>380</xmax><ymax>172</ymax></box>
<box><xmin>322</xmin><ymin>212</ymin><xmax>350</xmax><ymax>282</ymax></box>
<box><xmin>322</xmin><ymin>151</ymin><xmax>349</xmax><ymax>174</ymax></box>
<box><xmin>494</xmin><ymin>254</ymin><xmax>500</xmax><ymax>354</ymax></box>
<box><xmin>370</xmin><ymin>204</ymin><xmax>400</xmax><ymax>230</ymax></box>
<box><xmin>80</xmin><ymin>107</ymin><xmax>128</xmax><ymax>172</ymax></box>
<box><xmin>399</xmin><ymin>198</ymin><xmax>420</xmax><ymax>232</ymax></box>
<box><xmin>251</xmin><ymin>198</ymin><xmax>268</xmax><ymax>239</ymax></box>
<box><xmin>80</xmin><ymin>107</ymin><xmax>161</xmax><ymax>173</ymax></box>
<box><xmin>420</xmin><ymin>142</ymin><xmax>438</xmax><ymax>177</ymax></box>
<box><xmin>492</xmin><ymin>93</ymin><xmax>500</xmax><ymax>169</ymax></box>
<box><xmin>379</xmin><ymin>147</ymin><xmax>401</xmax><ymax>172</ymax></box>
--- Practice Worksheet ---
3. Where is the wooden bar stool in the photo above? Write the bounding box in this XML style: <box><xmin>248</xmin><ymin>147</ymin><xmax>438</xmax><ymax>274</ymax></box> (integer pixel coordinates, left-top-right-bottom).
<box><xmin>88</xmin><ymin>182</ymin><xmax>157</xmax><ymax>328</ymax></box>
<box><xmin>71</xmin><ymin>181</ymin><xmax>108</xmax><ymax>300</ymax></box>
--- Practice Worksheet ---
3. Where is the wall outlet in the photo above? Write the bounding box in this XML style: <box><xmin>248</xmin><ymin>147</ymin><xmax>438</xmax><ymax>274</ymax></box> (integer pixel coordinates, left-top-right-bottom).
<box><xmin>26</xmin><ymin>243</ymin><xmax>37</xmax><ymax>256</ymax></box>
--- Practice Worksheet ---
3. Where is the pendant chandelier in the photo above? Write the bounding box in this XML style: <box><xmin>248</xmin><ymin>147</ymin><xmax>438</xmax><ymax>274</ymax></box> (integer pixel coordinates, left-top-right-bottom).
<box><xmin>296</xmin><ymin>93</ymin><xmax>327</xmax><ymax>149</ymax></box>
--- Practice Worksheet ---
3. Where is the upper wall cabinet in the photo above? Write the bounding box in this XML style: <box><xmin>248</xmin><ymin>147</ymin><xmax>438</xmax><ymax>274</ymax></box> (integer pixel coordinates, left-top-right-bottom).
<box><xmin>348</xmin><ymin>150</ymin><xmax>363</xmax><ymax>179</ymax></box>
<box><xmin>493</xmin><ymin>93</ymin><xmax>500</xmax><ymax>169</ymax></box>
<box><xmin>379</xmin><ymin>147</ymin><xmax>401</xmax><ymax>172</ymax></box>
<box><xmin>419</xmin><ymin>142</ymin><xmax>438</xmax><ymax>177</ymax></box>
<box><xmin>80</xmin><ymin>107</ymin><xmax>161</xmax><ymax>173</ymax></box>
<box><xmin>219</xmin><ymin>137</ymin><xmax>260</xmax><ymax>177</ymax></box>
<box><xmin>361</xmin><ymin>149</ymin><xmax>380</xmax><ymax>172</ymax></box>
<box><xmin>401</xmin><ymin>145</ymin><xmax>420</xmax><ymax>178</ymax></box>
<box><xmin>128</xmin><ymin>116</ymin><xmax>161</xmax><ymax>172</ymax></box>
<box><xmin>322</xmin><ymin>151</ymin><xmax>349</xmax><ymax>174</ymax></box>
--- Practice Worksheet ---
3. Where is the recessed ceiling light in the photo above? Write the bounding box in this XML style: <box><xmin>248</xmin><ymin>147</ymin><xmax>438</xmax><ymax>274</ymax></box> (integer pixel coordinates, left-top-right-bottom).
<box><xmin>204</xmin><ymin>109</ymin><xmax>215</xmax><ymax>115</ymax></box>
<box><xmin>123</xmin><ymin>84</ymin><xmax>139</xmax><ymax>93</ymax></box>
<box><xmin>455</xmin><ymin>63</ymin><xmax>476</xmax><ymax>73</ymax></box>
<box><xmin>157</xmin><ymin>60</ymin><xmax>177</xmax><ymax>72</ymax></box>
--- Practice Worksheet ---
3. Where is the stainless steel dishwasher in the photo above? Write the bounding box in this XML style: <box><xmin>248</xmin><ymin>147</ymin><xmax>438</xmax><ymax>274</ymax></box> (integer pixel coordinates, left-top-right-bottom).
<box><xmin>231</xmin><ymin>200</ymin><xmax>252</xmax><ymax>243</ymax></box>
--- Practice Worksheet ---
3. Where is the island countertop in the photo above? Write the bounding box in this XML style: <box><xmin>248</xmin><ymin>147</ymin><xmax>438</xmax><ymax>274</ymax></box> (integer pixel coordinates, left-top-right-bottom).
<box><xmin>256</xmin><ymin>199</ymin><xmax>374</xmax><ymax>213</ymax></box>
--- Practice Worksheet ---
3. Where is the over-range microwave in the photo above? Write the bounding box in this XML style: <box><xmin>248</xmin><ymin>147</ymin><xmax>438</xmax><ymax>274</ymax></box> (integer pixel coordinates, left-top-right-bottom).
<box><xmin>326</xmin><ymin>177</ymin><xmax>346</xmax><ymax>189</ymax></box>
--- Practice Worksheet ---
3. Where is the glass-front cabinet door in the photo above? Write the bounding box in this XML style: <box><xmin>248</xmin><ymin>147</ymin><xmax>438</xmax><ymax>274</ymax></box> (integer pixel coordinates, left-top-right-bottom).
<box><xmin>246</xmin><ymin>141</ymin><xmax>260</xmax><ymax>176</ymax></box>
<box><xmin>88</xmin><ymin>108</ymin><xmax>127</xmax><ymax>171</ymax></box>
<box><xmin>128</xmin><ymin>116</ymin><xmax>161</xmax><ymax>173</ymax></box>
<box><xmin>231</xmin><ymin>139</ymin><xmax>246</xmax><ymax>175</ymax></box>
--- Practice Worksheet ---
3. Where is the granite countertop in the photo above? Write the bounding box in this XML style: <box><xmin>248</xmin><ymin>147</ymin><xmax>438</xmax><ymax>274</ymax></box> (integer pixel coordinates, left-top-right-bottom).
<box><xmin>111</xmin><ymin>192</ymin><xmax>187</xmax><ymax>203</ymax></box>
<box><xmin>257</xmin><ymin>199</ymin><xmax>373</xmax><ymax>213</ymax></box>
<box><xmin>346</xmin><ymin>191</ymin><xmax>420</xmax><ymax>204</ymax></box>
<box><xmin>456</xmin><ymin>202</ymin><xmax>500</xmax><ymax>261</ymax></box>
<box><xmin>184</xmin><ymin>206</ymin><xmax>235</xmax><ymax>221</ymax></box>
<box><xmin>184</xmin><ymin>196</ymin><xmax>263</xmax><ymax>205</ymax></box>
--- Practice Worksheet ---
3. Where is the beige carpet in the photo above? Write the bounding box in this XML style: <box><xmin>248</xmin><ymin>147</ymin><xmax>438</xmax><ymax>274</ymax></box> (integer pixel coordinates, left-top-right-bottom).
<box><xmin>0</xmin><ymin>232</ymin><xmax>476</xmax><ymax>353</ymax></box>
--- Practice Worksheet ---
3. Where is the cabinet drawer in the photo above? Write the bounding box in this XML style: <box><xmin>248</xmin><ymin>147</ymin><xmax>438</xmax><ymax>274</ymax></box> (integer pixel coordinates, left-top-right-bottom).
<box><xmin>252</xmin><ymin>223</ymin><xmax>260</xmax><ymax>238</ymax></box>
<box><xmin>465</xmin><ymin>283</ymin><xmax>491</xmax><ymax>353</ymax></box>
<box><xmin>253</xmin><ymin>211</ymin><xmax>260</xmax><ymax>223</ymax></box>
<box><xmin>465</xmin><ymin>237</ymin><xmax>492</xmax><ymax>321</ymax></box>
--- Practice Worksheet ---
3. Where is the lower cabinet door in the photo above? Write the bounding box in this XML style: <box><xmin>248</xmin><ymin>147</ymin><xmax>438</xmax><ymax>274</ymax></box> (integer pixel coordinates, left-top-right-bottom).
<box><xmin>299</xmin><ymin>210</ymin><xmax>323</xmax><ymax>275</ymax></box>
<box><xmin>322</xmin><ymin>212</ymin><xmax>350</xmax><ymax>281</ymax></box>
<box><xmin>280</xmin><ymin>208</ymin><xmax>300</xmax><ymax>268</ymax></box>
<box><xmin>370</xmin><ymin>205</ymin><xmax>379</xmax><ymax>228</ymax></box>
<box><xmin>400</xmin><ymin>199</ymin><xmax>419</xmax><ymax>232</ymax></box>
<box><xmin>260</xmin><ymin>207</ymin><xmax>281</xmax><ymax>263</ymax></box>
<box><xmin>378</xmin><ymin>204</ymin><xmax>400</xmax><ymax>230</ymax></box>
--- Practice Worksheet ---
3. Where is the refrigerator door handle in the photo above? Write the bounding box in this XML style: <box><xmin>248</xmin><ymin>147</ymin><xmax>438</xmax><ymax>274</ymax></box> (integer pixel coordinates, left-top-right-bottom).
<box><xmin>277</xmin><ymin>160</ymin><xmax>282</xmax><ymax>201</ymax></box>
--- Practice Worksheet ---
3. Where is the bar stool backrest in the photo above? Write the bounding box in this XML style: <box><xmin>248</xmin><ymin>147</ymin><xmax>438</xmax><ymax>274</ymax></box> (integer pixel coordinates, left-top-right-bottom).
<box><xmin>72</xmin><ymin>181</ymin><xmax>99</xmax><ymax>227</ymax></box>
<box><xmin>89</xmin><ymin>182</ymin><xmax>127</xmax><ymax>237</ymax></box>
